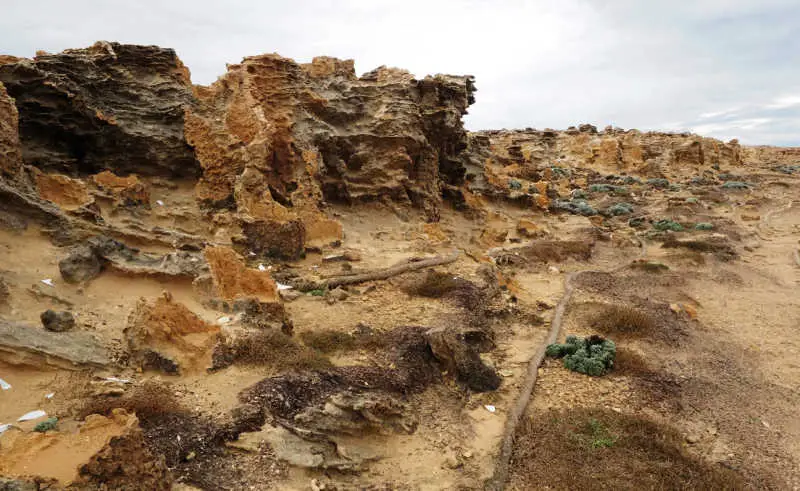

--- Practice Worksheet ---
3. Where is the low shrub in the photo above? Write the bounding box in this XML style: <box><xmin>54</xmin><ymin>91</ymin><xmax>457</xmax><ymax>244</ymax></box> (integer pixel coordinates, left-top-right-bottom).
<box><xmin>653</xmin><ymin>219</ymin><xmax>683</xmax><ymax>232</ymax></box>
<box><xmin>546</xmin><ymin>334</ymin><xmax>616</xmax><ymax>376</ymax></box>
<box><xmin>694</xmin><ymin>222</ymin><xmax>714</xmax><ymax>230</ymax></box>
<box><xmin>606</xmin><ymin>202</ymin><xmax>634</xmax><ymax>216</ymax></box>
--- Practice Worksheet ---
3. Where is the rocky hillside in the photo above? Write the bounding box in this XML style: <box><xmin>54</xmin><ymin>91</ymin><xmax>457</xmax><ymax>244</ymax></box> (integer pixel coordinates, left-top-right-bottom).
<box><xmin>1</xmin><ymin>42</ymin><xmax>799</xmax><ymax>490</ymax></box>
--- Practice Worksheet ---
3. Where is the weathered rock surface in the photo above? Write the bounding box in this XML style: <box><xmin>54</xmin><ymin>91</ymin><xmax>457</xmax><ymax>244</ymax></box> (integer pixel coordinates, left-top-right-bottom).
<box><xmin>0</xmin><ymin>320</ymin><xmax>109</xmax><ymax>368</ymax></box>
<box><xmin>184</xmin><ymin>54</ymin><xmax>475</xmax><ymax>232</ymax></box>
<box><xmin>40</xmin><ymin>309</ymin><xmax>76</xmax><ymax>332</ymax></box>
<box><xmin>59</xmin><ymin>236</ymin><xmax>207</xmax><ymax>283</ymax></box>
<box><xmin>0</xmin><ymin>81</ymin><xmax>22</xmax><ymax>179</ymax></box>
<box><xmin>463</xmin><ymin>127</ymin><xmax>743</xmax><ymax>208</ymax></box>
<box><xmin>0</xmin><ymin>42</ymin><xmax>199</xmax><ymax>177</ymax></box>
<box><xmin>124</xmin><ymin>293</ymin><xmax>219</xmax><ymax>374</ymax></box>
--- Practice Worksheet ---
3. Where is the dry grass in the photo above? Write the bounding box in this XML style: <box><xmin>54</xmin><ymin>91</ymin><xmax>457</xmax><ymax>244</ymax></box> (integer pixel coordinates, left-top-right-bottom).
<box><xmin>509</xmin><ymin>408</ymin><xmax>747</xmax><ymax>490</ymax></box>
<box><xmin>213</xmin><ymin>330</ymin><xmax>332</xmax><ymax>371</ymax></box>
<box><xmin>79</xmin><ymin>380</ymin><xmax>187</xmax><ymax>420</ymax></box>
<box><xmin>661</xmin><ymin>236</ymin><xmax>737</xmax><ymax>261</ymax></box>
<box><xmin>299</xmin><ymin>329</ymin><xmax>359</xmax><ymax>353</ymax></box>
<box><xmin>593</xmin><ymin>304</ymin><xmax>656</xmax><ymax>336</ymax></box>
<box><xmin>523</xmin><ymin>240</ymin><xmax>594</xmax><ymax>263</ymax></box>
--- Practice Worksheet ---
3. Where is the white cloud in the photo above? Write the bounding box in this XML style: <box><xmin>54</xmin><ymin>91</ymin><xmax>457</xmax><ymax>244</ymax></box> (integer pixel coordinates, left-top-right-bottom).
<box><xmin>0</xmin><ymin>0</ymin><xmax>798</xmax><ymax>145</ymax></box>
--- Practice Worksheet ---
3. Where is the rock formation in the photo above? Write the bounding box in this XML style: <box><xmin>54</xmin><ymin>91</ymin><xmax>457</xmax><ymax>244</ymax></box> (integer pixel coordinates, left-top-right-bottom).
<box><xmin>0</xmin><ymin>42</ymin><xmax>199</xmax><ymax>177</ymax></box>
<box><xmin>0</xmin><ymin>81</ymin><xmax>22</xmax><ymax>179</ymax></box>
<box><xmin>184</xmin><ymin>54</ymin><xmax>476</xmax><ymax>236</ymax></box>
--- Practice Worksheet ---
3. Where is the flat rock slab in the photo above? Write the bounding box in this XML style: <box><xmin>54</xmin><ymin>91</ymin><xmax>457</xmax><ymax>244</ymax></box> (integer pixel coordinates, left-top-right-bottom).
<box><xmin>0</xmin><ymin>320</ymin><xmax>109</xmax><ymax>369</ymax></box>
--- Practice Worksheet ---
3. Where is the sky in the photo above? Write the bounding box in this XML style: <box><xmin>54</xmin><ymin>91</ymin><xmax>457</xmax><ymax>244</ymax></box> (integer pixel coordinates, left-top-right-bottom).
<box><xmin>1</xmin><ymin>0</ymin><xmax>798</xmax><ymax>146</ymax></box>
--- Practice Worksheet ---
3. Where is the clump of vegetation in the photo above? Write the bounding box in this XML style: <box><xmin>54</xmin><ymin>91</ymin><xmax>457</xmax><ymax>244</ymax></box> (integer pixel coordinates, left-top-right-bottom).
<box><xmin>775</xmin><ymin>165</ymin><xmax>800</xmax><ymax>174</ymax></box>
<box><xmin>646</xmin><ymin>178</ymin><xmax>669</xmax><ymax>188</ymax></box>
<box><xmin>571</xmin><ymin>189</ymin><xmax>587</xmax><ymax>199</ymax></box>
<box><xmin>212</xmin><ymin>330</ymin><xmax>332</xmax><ymax>371</ymax></box>
<box><xmin>509</xmin><ymin>408</ymin><xmax>747</xmax><ymax>490</ymax></box>
<box><xmin>606</xmin><ymin>202</ymin><xmax>634</xmax><ymax>216</ymax></box>
<box><xmin>628</xmin><ymin>217</ymin><xmax>646</xmax><ymax>228</ymax></box>
<box><xmin>546</xmin><ymin>334</ymin><xmax>616</xmax><ymax>376</ymax></box>
<box><xmin>553</xmin><ymin>199</ymin><xmax>598</xmax><ymax>216</ymax></box>
<box><xmin>308</xmin><ymin>289</ymin><xmax>326</xmax><ymax>296</ymax></box>
<box><xmin>685</xmin><ymin>197</ymin><xmax>699</xmax><ymax>204</ymax></box>
<box><xmin>299</xmin><ymin>329</ymin><xmax>358</xmax><ymax>353</ymax></box>
<box><xmin>523</xmin><ymin>240</ymin><xmax>594</xmax><ymax>263</ymax></box>
<box><xmin>589</xmin><ymin>183</ymin><xmax>629</xmax><ymax>195</ymax></box>
<box><xmin>574</xmin><ymin>418</ymin><xmax>618</xmax><ymax>448</ymax></box>
<box><xmin>721</xmin><ymin>181</ymin><xmax>750</xmax><ymax>190</ymax></box>
<box><xmin>593</xmin><ymin>305</ymin><xmax>655</xmax><ymax>336</ymax></box>
<box><xmin>653</xmin><ymin>219</ymin><xmax>683</xmax><ymax>232</ymax></box>
<box><xmin>33</xmin><ymin>417</ymin><xmax>58</xmax><ymax>432</ymax></box>
<box><xmin>508</xmin><ymin>179</ymin><xmax>523</xmax><ymax>190</ymax></box>
<box><xmin>79</xmin><ymin>380</ymin><xmax>187</xmax><ymax>420</ymax></box>
<box><xmin>630</xmin><ymin>259</ymin><xmax>669</xmax><ymax>272</ymax></box>
<box><xmin>694</xmin><ymin>222</ymin><xmax>714</xmax><ymax>230</ymax></box>
<box><xmin>550</xmin><ymin>166</ymin><xmax>571</xmax><ymax>178</ymax></box>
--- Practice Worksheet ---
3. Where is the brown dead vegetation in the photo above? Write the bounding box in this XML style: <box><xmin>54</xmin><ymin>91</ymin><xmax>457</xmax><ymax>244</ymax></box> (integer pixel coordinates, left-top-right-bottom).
<box><xmin>593</xmin><ymin>304</ymin><xmax>656</xmax><ymax>336</ymax></box>
<box><xmin>212</xmin><ymin>329</ymin><xmax>332</xmax><ymax>371</ymax></box>
<box><xmin>661</xmin><ymin>235</ymin><xmax>737</xmax><ymax>260</ymax></box>
<box><xmin>508</xmin><ymin>408</ymin><xmax>747</xmax><ymax>490</ymax></box>
<box><xmin>522</xmin><ymin>239</ymin><xmax>594</xmax><ymax>263</ymax></box>
<box><xmin>79</xmin><ymin>379</ymin><xmax>186</xmax><ymax>420</ymax></box>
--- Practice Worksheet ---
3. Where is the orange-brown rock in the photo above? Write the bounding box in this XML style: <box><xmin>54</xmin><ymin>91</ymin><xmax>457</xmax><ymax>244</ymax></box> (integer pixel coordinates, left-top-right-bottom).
<box><xmin>0</xmin><ymin>82</ymin><xmax>21</xmax><ymax>179</ymax></box>
<box><xmin>124</xmin><ymin>293</ymin><xmax>220</xmax><ymax>374</ymax></box>
<box><xmin>185</xmin><ymin>53</ymin><xmax>475</xmax><ymax>243</ymax></box>
<box><xmin>34</xmin><ymin>170</ymin><xmax>92</xmax><ymax>210</ymax></box>
<box><xmin>92</xmin><ymin>170</ymin><xmax>150</xmax><ymax>206</ymax></box>
<box><xmin>0</xmin><ymin>409</ymin><xmax>171</xmax><ymax>489</ymax></box>
<box><xmin>204</xmin><ymin>246</ymin><xmax>278</xmax><ymax>303</ymax></box>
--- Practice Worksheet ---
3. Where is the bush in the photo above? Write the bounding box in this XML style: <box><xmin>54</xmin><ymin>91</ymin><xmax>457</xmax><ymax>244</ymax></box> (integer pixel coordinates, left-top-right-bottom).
<box><xmin>694</xmin><ymin>222</ymin><xmax>714</xmax><ymax>231</ymax></box>
<box><xmin>606</xmin><ymin>202</ymin><xmax>634</xmax><ymax>216</ymax></box>
<box><xmin>553</xmin><ymin>199</ymin><xmax>598</xmax><ymax>216</ymax></box>
<box><xmin>508</xmin><ymin>179</ymin><xmax>523</xmax><ymax>190</ymax></box>
<box><xmin>653</xmin><ymin>219</ymin><xmax>683</xmax><ymax>232</ymax></box>
<box><xmin>721</xmin><ymin>181</ymin><xmax>750</xmax><ymax>190</ymax></box>
<box><xmin>589</xmin><ymin>184</ymin><xmax>629</xmax><ymax>195</ymax></box>
<box><xmin>646</xmin><ymin>178</ymin><xmax>669</xmax><ymax>189</ymax></box>
<box><xmin>33</xmin><ymin>417</ymin><xmax>58</xmax><ymax>432</ymax></box>
<box><xmin>593</xmin><ymin>305</ymin><xmax>655</xmax><ymax>335</ymax></box>
<box><xmin>546</xmin><ymin>334</ymin><xmax>616</xmax><ymax>376</ymax></box>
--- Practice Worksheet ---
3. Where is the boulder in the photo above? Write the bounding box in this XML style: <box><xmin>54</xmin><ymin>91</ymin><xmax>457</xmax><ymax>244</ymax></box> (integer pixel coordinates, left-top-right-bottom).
<box><xmin>40</xmin><ymin>309</ymin><xmax>76</xmax><ymax>332</ymax></box>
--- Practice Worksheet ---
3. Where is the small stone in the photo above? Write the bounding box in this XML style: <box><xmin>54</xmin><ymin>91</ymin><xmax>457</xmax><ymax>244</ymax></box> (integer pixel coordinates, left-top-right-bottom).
<box><xmin>58</xmin><ymin>244</ymin><xmax>103</xmax><ymax>283</ymax></box>
<box><xmin>279</xmin><ymin>289</ymin><xmax>302</xmax><ymax>302</ymax></box>
<box><xmin>686</xmin><ymin>434</ymin><xmax>700</xmax><ymax>444</ymax></box>
<box><xmin>328</xmin><ymin>287</ymin><xmax>349</xmax><ymax>302</ymax></box>
<box><xmin>443</xmin><ymin>452</ymin><xmax>461</xmax><ymax>469</ymax></box>
<box><xmin>548</xmin><ymin>266</ymin><xmax>560</xmax><ymax>275</ymax></box>
<box><xmin>40</xmin><ymin>310</ymin><xmax>76</xmax><ymax>332</ymax></box>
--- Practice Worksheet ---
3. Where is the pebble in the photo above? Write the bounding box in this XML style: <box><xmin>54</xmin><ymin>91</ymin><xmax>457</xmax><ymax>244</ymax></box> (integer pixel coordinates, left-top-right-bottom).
<box><xmin>686</xmin><ymin>434</ymin><xmax>700</xmax><ymax>444</ymax></box>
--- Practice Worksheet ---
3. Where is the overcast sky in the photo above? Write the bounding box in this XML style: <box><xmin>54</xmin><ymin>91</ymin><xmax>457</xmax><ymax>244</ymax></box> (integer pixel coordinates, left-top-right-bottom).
<box><xmin>2</xmin><ymin>0</ymin><xmax>798</xmax><ymax>145</ymax></box>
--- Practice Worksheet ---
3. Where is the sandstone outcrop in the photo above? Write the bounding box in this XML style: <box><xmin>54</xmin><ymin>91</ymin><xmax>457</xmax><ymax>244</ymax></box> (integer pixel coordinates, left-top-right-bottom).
<box><xmin>0</xmin><ymin>42</ymin><xmax>199</xmax><ymax>177</ymax></box>
<box><xmin>184</xmin><ymin>54</ymin><xmax>475</xmax><ymax>234</ymax></box>
<box><xmin>463</xmin><ymin>127</ymin><xmax>743</xmax><ymax>210</ymax></box>
<box><xmin>0</xmin><ymin>81</ymin><xmax>22</xmax><ymax>179</ymax></box>
<box><xmin>124</xmin><ymin>293</ymin><xmax>220</xmax><ymax>374</ymax></box>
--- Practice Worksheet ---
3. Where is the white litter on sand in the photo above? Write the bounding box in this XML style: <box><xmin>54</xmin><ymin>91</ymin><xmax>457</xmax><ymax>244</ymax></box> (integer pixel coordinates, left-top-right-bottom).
<box><xmin>484</xmin><ymin>405</ymin><xmax>497</xmax><ymax>413</ymax></box>
<box><xmin>0</xmin><ymin>424</ymin><xmax>11</xmax><ymax>434</ymax></box>
<box><xmin>18</xmin><ymin>410</ymin><xmax>46</xmax><ymax>422</ymax></box>
<box><xmin>276</xmin><ymin>283</ymin><xmax>293</xmax><ymax>291</ymax></box>
<box><xmin>41</xmin><ymin>278</ymin><xmax>54</xmax><ymax>287</ymax></box>
<box><xmin>103</xmin><ymin>377</ymin><xmax>131</xmax><ymax>384</ymax></box>
<box><xmin>156</xmin><ymin>200</ymin><xmax>165</xmax><ymax>206</ymax></box>
<box><xmin>258</xmin><ymin>264</ymin><xmax>267</xmax><ymax>271</ymax></box>
<box><xmin>45</xmin><ymin>393</ymin><xmax>55</xmax><ymax>399</ymax></box>
<box><xmin>0</xmin><ymin>378</ymin><xmax>11</xmax><ymax>390</ymax></box>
